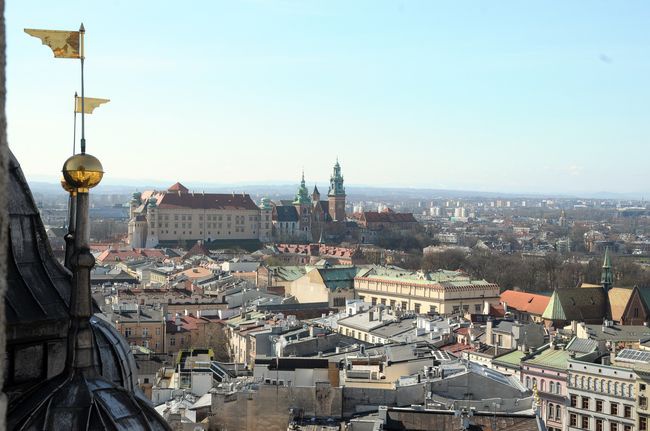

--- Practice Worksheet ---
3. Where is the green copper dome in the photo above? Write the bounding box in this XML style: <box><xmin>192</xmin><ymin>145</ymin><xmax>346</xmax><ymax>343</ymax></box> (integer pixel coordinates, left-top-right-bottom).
<box><xmin>293</xmin><ymin>171</ymin><xmax>311</xmax><ymax>205</ymax></box>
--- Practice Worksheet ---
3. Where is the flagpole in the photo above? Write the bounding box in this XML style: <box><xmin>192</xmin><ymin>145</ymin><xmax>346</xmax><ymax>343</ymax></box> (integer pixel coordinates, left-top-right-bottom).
<box><xmin>73</xmin><ymin>92</ymin><xmax>77</xmax><ymax>155</ymax></box>
<box><xmin>79</xmin><ymin>23</ymin><xmax>86</xmax><ymax>154</ymax></box>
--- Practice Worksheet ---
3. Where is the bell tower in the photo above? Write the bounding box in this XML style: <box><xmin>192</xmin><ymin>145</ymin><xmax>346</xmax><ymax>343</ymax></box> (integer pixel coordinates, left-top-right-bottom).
<box><xmin>328</xmin><ymin>158</ymin><xmax>346</xmax><ymax>222</ymax></box>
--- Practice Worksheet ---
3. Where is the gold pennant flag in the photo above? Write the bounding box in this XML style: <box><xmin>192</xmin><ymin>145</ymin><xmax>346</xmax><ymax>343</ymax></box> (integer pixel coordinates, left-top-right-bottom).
<box><xmin>24</xmin><ymin>29</ymin><xmax>80</xmax><ymax>58</ymax></box>
<box><xmin>75</xmin><ymin>96</ymin><xmax>110</xmax><ymax>114</ymax></box>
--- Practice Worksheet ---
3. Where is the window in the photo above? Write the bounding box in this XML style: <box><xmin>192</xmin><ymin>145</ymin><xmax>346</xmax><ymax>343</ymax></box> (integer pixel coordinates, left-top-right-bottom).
<box><xmin>474</xmin><ymin>303</ymin><xmax>482</xmax><ymax>312</ymax></box>
<box><xmin>142</xmin><ymin>328</ymin><xmax>148</xmax><ymax>337</ymax></box>
<box><xmin>582</xmin><ymin>397</ymin><xmax>590</xmax><ymax>409</ymax></box>
<box><xmin>581</xmin><ymin>416</ymin><xmax>589</xmax><ymax>430</ymax></box>
<box><xmin>571</xmin><ymin>395</ymin><xmax>577</xmax><ymax>407</ymax></box>
<box><xmin>371</xmin><ymin>297</ymin><xmax>377</xmax><ymax>305</ymax></box>
<box><xmin>526</xmin><ymin>377</ymin><xmax>531</xmax><ymax>389</ymax></box>
<box><xmin>596</xmin><ymin>399</ymin><xmax>603</xmax><ymax>412</ymax></box>
<box><xmin>642</xmin><ymin>384</ymin><xmax>647</xmax><ymax>391</ymax></box>
<box><xmin>596</xmin><ymin>419</ymin><xmax>603</xmax><ymax>431</ymax></box>
<box><xmin>611</xmin><ymin>402</ymin><xmax>619</xmax><ymax>416</ymax></box>
<box><xmin>390</xmin><ymin>300</ymin><xmax>396</xmax><ymax>309</ymax></box>
<box><xmin>640</xmin><ymin>417</ymin><xmax>647</xmax><ymax>431</ymax></box>
<box><xmin>624</xmin><ymin>405</ymin><xmax>631</xmax><ymax>418</ymax></box>
<box><xmin>124</xmin><ymin>328</ymin><xmax>132</xmax><ymax>337</ymax></box>
<box><xmin>555</xmin><ymin>405</ymin><xmax>561</xmax><ymax>421</ymax></box>
<box><xmin>333</xmin><ymin>297</ymin><xmax>346</xmax><ymax>307</ymax></box>
<box><xmin>549</xmin><ymin>382</ymin><xmax>555</xmax><ymax>394</ymax></box>
<box><xmin>624</xmin><ymin>426</ymin><xmax>632</xmax><ymax>431</ymax></box>
<box><xmin>401</xmin><ymin>301</ymin><xmax>407</xmax><ymax>310</ymax></box>
<box><xmin>641</xmin><ymin>396</ymin><xmax>648</xmax><ymax>409</ymax></box>
<box><xmin>414</xmin><ymin>303</ymin><xmax>421</xmax><ymax>314</ymax></box>
<box><xmin>170</xmin><ymin>337</ymin><xmax>175</xmax><ymax>346</ymax></box>
<box><xmin>547</xmin><ymin>403</ymin><xmax>553</xmax><ymax>420</ymax></box>
<box><xmin>611</xmin><ymin>423</ymin><xmax>618</xmax><ymax>431</ymax></box>
<box><xmin>570</xmin><ymin>414</ymin><xmax>577</xmax><ymax>427</ymax></box>
<box><xmin>380</xmin><ymin>298</ymin><xmax>386</xmax><ymax>305</ymax></box>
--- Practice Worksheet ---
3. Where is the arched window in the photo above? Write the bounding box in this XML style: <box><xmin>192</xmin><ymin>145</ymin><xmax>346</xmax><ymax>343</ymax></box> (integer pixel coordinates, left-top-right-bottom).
<box><xmin>548</xmin><ymin>403</ymin><xmax>553</xmax><ymax>420</ymax></box>
<box><xmin>526</xmin><ymin>376</ymin><xmax>531</xmax><ymax>388</ymax></box>
<box><xmin>607</xmin><ymin>381</ymin><xmax>611</xmax><ymax>393</ymax></box>
<box><xmin>581</xmin><ymin>376</ymin><xmax>585</xmax><ymax>388</ymax></box>
<box><xmin>630</xmin><ymin>384</ymin><xmax>635</xmax><ymax>398</ymax></box>
<box><xmin>550</xmin><ymin>382</ymin><xmax>555</xmax><ymax>394</ymax></box>
<box><xmin>588</xmin><ymin>377</ymin><xmax>592</xmax><ymax>389</ymax></box>
<box><xmin>556</xmin><ymin>405</ymin><xmax>561</xmax><ymax>420</ymax></box>
<box><xmin>540</xmin><ymin>380</ymin><xmax>545</xmax><ymax>392</ymax></box>
<box><xmin>614</xmin><ymin>382</ymin><xmax>619</xmax><ymax>395</ymax></box>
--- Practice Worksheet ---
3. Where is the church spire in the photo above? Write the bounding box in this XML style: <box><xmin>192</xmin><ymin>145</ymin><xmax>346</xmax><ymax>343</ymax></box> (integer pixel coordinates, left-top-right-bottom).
<box><xmin>601</xmin><ymin>247</ymin><xmax>613</xmax><ymax>292</ymax></box>
<box><xmin>293</xmin><ymin>170</ymin><xmax>311</xmax><ymax>205</ymax></box>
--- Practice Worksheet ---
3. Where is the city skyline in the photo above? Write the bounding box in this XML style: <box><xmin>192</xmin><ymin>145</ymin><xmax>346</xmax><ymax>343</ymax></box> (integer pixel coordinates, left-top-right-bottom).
<box><xmin>6</xmin><ymin>1</ymin><xmax>650</xmax><ymax>195</ymax></box>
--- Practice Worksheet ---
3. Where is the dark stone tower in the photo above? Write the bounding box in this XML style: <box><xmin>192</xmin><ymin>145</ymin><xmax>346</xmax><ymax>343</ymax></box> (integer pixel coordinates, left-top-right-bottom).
<box><xmin>601</xmin><ymin>247</ymin><xmax>613</xmax><ymax>292</ymax></box>
<box><xmin>601</xmin><ymin>247</ymin><xmax>614</xmax><ymax>321</ymax></box>
<box><xmin>328</xmin><ymin>159</ymin><xmax>346</xmax><ymax>222</ymax></box>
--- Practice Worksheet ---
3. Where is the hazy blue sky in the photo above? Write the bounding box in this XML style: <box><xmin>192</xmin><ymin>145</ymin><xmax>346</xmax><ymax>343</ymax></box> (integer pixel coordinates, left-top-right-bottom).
<box><xmin>6</xmin><ymin>1</ymin><xmax>650</xmax><ymax>195</ymax></box>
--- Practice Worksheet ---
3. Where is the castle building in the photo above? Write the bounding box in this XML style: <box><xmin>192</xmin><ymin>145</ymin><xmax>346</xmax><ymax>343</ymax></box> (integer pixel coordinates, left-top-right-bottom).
<box><xmin>271</xmin><ymin>160</ymin><xmax>347</xmax><ymax>242</ymax></box>
<box><xmin>128</xmin><ymin>183</ymin><xmax>270</xmax><ymax>247</ymax></box>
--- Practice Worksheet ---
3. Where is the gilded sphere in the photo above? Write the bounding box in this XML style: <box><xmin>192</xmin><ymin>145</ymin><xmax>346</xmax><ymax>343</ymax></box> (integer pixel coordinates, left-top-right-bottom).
<box><xmin>62</xmin><ymin>153</ymin><xmax>104</xmax><ymax>190</ymax></box>
<box><xmin>60</xmin><ymin>175</ymin><xmax>76</xmax><ymax>194</ymax></box>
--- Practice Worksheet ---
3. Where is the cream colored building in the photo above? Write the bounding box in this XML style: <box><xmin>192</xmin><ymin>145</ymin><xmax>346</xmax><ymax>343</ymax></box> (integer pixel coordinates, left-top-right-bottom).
<box><xmin>354</xmin><ymin>268</ymin><xmax>499</xmax><ymax>316</ymax></box>
<box><xmin>128</xmin><ymin>182</ymin><xmax>273</xmax><ymax>248</ymax></box>
<box><xmin>285</xmin><ymin>266</ymin><xmax>360</xmax><ymax>309</ymax></box>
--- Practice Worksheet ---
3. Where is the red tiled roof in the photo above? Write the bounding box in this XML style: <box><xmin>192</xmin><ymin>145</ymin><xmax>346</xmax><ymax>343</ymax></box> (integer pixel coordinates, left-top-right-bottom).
<box><xmin>500</xmin><ymin>290</ymin><xmax>551</xmax><ymax>316</ymax></box>
<box><xmin>454</xmin><ymin>327</ymin><xmax>470</xmax><ymax>336</ymax></box>
<box><xmin>168</xmin><ymin>182</ymin><xmax>189</xmax><ymax>192</ymax></box>
<box><xmin>157</xmin><ymin>192</ymin><xmax>259</xmax><ymax>210</ymax></box>
<box><xmin>490</xmin><ymin>304</ymin><xmax>506</xmax><ymax>318</ymax></box>
<box><xmin>96</xmin><ymin>248</ymin><xmax>167</xmax><ymax>264</ymax></box>
<box><xmin>440</xmin><ymin>342</ymin><xmax>475</xmax><ymax>354</ymax></box>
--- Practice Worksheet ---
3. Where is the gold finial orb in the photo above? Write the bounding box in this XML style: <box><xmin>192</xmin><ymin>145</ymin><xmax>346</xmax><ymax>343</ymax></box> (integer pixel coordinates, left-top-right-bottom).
<box><xmin>62</xmin><ymin>153</ymin><xmax>104</xmax><ymax>191</ymax></box>
<box><xmin>60</xmin><ymin>175</ymin><xmax>76</xmax><ymax>194</ymax></box>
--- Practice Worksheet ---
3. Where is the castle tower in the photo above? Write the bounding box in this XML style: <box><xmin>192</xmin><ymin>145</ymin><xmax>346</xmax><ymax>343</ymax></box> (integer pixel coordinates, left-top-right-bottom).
<box><xmin>258</xmin><ymin>197</ymin><xmax>273</xmax><ymax>242</ymax></box>
<box><xmin>145</xmin><ymin>197</ymin><xmax>159</xmax><ymax>248</ymax></box>
<box><xmin>328</xmin><ymin>158</ymin><xmax>346</xmax><ymax>221</ymax></box>
<box><xmin>129</xmin><ymin>191</ymin><xmax>142</xmax><ymax>219</ymax></box>
<box><xmin>293</xmin><ymin>171</ymin><xmax>312</xmax><ymax>239</ymax></box>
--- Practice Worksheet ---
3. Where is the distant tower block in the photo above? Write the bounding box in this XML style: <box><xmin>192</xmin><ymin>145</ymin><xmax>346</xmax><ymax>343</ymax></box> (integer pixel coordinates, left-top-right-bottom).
<box><xmin>328</xmin><ymin>158</ymin><xmax>346</xmax><ymax>222</ymax></box>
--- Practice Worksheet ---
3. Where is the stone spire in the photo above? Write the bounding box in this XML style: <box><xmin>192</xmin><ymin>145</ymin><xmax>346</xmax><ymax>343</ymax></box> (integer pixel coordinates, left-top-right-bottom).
<box><xmin>601</xmin><ymin>247</ymin><xmax>613</xmax><ymax>292</ymax></box>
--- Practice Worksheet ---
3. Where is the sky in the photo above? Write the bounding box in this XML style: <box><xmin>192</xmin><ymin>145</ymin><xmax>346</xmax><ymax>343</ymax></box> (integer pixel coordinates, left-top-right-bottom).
<box><xmin>5</xmin><ymin>1</ymin><xmax>650</xmax><ymax>196</ymax></box>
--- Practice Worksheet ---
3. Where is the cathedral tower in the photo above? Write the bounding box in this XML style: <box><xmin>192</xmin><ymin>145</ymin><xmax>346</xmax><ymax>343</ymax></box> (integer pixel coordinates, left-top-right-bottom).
<box><xmin>328</xmin><ymin>158</ymin><xmax>346</xmax><ymax>221</ymax></box>
<box><xmin>293</xmin><ymin>171</ymin><xmax>312</xmax><ymax>239</ymax></box>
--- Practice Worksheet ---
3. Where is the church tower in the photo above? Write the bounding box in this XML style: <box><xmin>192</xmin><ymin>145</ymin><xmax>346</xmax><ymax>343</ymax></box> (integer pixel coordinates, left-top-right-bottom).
<box><xmin>328</xmin><ymin>158</ymin><xmax>346</xmax><ymax>221</ymax></box>
<box><xmin>601</xmin><ymin>247</ymin><xmax>613</xmax><ymax>292</ymax></box>
<box><xmin>312</xmin><ymin>185</ymin><xmax>321</xmax><ymax>202</ymax></box>
<box><xmin>293</xmin><ymin>171</ymin><xmax>312</xmax><ymax>239</ymax></box>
